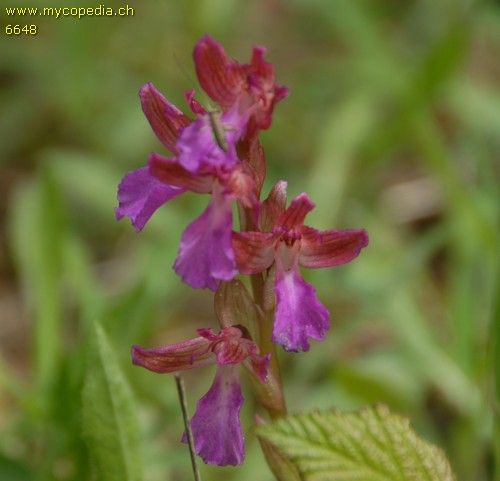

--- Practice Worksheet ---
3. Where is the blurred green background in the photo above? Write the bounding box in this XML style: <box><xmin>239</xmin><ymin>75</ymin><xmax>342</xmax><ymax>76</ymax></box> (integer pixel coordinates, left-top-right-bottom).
<box><xmin>0</xmin><ymin>0</ymin><xmax>498</xmax><ymax>480</ymax></box>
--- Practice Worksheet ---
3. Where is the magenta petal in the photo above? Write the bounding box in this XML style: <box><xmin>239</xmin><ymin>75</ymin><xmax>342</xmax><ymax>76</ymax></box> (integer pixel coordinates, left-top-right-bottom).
<box><xmin>115</xmin><ymin>167</ymin><xmax>185</xmax><ymax>232</ymax></box>
<box><xmin>177</xmin><ymin>111</ymin><xmax>240</xmax><ymax>173</ymax></box>
<box><xmin>188</xmin><ymin>365</ymin><xmax>245</xmax><ymax>466</ymax></box>
<box><xmin>273</xmin><ymin>265</ymin><xmax>330</xmax><ymax>352</ymax></box>
<box><xmin>177</xmin><ymin>117</ymin><xmax>219</xmax><ymax>172</ymax></box>
<box><xmin>174</xmin><ymin>190</ymin><xmax>237</xmax><ymax>290</ymax></box>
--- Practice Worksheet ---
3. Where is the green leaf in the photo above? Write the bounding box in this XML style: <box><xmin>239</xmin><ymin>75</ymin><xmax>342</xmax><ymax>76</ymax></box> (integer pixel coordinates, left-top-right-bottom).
<box><xmin>257</xmin><ymin>404</ymin><xmax>455</xmax><ymax>481</ymax></box>
<box><xmin>256</xmin><ymin>416</ymin><xmax>302</xmax><ymax>481</ymax></box>
<box><xmin>0</xmin><ymin>453</ymin><xmax>32</xmax><ymax>481</ymax></box>
<box><xmin>82</xmin><ymin>322</ymin><xmax>143</xmax><ymax>481</ymax></box>
<box><xmin>7</xmin><ymin>167</ymin><xmax>66</xmax><ymax>409</ymax></box>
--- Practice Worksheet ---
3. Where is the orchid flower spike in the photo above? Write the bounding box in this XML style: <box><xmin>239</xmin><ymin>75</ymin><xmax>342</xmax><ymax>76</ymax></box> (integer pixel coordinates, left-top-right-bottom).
<box><xmin>116</xmin><ymin>35</ymin><xmax>287</xmax><ymax>291</ymax></box>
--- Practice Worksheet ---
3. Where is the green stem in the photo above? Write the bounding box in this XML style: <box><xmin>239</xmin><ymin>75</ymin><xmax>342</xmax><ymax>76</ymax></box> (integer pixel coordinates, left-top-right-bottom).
<box><xmin>250</xmin><ymin>272</ymin><xmax>287</xmax><ymax>419</ymax></box>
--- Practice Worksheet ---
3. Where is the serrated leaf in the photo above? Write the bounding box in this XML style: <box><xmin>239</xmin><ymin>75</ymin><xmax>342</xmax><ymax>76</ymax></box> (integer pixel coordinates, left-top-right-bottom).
<box><xmin>82</xmin><ymin>322</ymin><xmax>143</xmax><ymax>481</ymax></box>
<box><xmin>256</xmin><ymin>416</ymin><xmax>302</xmax><ymax>481</ymax></box>
<box><xmin>257</xmin><ymin>404</ymin><xmax>455</xmax><ymax>481</ymax></box>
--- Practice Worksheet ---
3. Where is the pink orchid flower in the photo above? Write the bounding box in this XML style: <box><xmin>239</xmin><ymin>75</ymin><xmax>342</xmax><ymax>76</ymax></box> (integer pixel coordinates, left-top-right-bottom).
<box><xmin>233</xmin><ymin>181</ymin><xmax>369</xmax><ymax>351</ymax></box>
<box><xmin>132</xmin><ymin>326</ymin><xmax>269</xmax><ymax>466</ymax></box>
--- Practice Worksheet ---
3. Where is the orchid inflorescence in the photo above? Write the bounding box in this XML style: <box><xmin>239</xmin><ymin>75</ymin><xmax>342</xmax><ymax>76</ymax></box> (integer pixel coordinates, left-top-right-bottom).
<box><xmin>116</xmin><ymin>35</ymin><xmax>368</xmax><ymax>467</ymax></box>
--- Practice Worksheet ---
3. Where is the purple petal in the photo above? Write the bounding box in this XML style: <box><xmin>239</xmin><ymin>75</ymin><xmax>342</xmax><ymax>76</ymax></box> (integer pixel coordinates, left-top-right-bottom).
<box><xmin>273</xmin><ymin>263</ymin><xmax>330</xmax><ymax>352</ymax></box>
<box><xmin>193</xmin><ymin>35</ymin><xmax>289</xmax><ymax>128</ymax></box>
<box><xmin>244</xmin><ymin>352</ymin><xmax>270</xmax><ymax>383</ymax></box>
<box><xmin>232</xmin><ymin>231</ymin><xmax>276</xmax><ymax>275</ymax></box>
<box><xmin>198</xmin><ymin>326</ymin><xmax>270</xmax><ymax>383</ymax></box>
<box><xmin>259</xmin><ymin>180</ymin><xmax>288</xmax><ymax>232</ymax></box>
<box><xmin>115</xmin><ymin>167</ymin><xmax>185</xmax><ymax>231</ymax></box>
<box><xmin>148</xmin><ymin>153</ymin><xmax>214</xmax><ymax>194</ymax></box>
<box><xmin>177</xmin><ymin>116</ymin><xmax>219</xmax><ymax>172</ymax></box>
<box><xmin>184</xmin><ymin>89</ymin><xmax>206</xmax><ymax>116</ymax></box>
<box><xmin>194</xmin><ymin>35</ymin><xmax>240</xmax><ymax>109</ymax></box>
<box><xmin>276</xmin><ymin>192</ymin><xmax>315</xmax><ymax>232</ymax></box>
<box><xmin>174</xmin><ymin>189</ymin><xmax>237</xmax><ymax>290</ymax></box>
<box><xmin>139</xmin><ymin>83</ymin><xmax>192</xmax><ymax>155</ymax></box>
<box><xmin>221</xmin><ymin>106</ymin><xmax>250</xmax><ymax>143</ymax></box>
<box><xmin>131</xmin><ymin>335</ymin><xmax>214</xmax><ymax>374</ymax></box>
<box><xmin>299</xmin><ymin>227</ymin><xmax>369</xmax><ymax>269</ymax></box>
<box><xmin>176</xmin><ymin>108</ymin><xmax>244</xmax><ymax>173</ymax></box>
<box><xmin>188</xmin><ymin>365</ymin><xmax>245</xmax><ymax>466</ymax></box>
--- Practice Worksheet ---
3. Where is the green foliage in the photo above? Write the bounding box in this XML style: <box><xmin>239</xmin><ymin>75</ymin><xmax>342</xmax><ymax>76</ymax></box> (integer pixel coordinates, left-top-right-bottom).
<box><xmin>258</xmin><ymin>405</ymin><xmax>455</xmax><ymax>481</ymax></box>
<box><xmin>82</xmin><ymin>323</ymin><xmax>143</xmax><ymax>481</ymax></box>
<box><xmin>8</xmin><ymin>166</ymin><xmax>65</xmax><ymax>409</ymax></box>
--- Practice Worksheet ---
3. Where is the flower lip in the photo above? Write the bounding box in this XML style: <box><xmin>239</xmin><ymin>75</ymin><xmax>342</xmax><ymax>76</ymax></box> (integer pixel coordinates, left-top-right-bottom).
<box><xmin>187</xmin><ymin>364</ymin><xmax>245</xmax><ymax>466</ymax></box>
<box><xmin>173</xmin><ymin>184</ymin><xmax>237</xmax><ymax>291</ymax></box>
<box><xmin>273</xmin><ymin>264</ymin><xmax>330</xmax><ymax>352</ymax></box>
<box><xmin>115</xmin><ymin>167</ymin><xmax>186</xmax><ymax>232</ymax></box>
